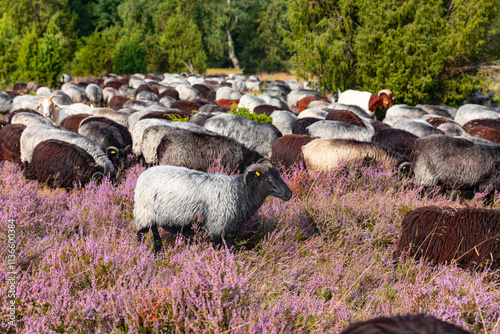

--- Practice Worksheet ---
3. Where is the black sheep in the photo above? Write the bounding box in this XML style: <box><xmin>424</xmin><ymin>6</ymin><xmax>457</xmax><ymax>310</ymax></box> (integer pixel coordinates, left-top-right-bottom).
<box><xmin>371</xmin><ymin>128</ymin><xmax>418</xmax><ymax>161</ymax></box>
<box><xmin>24</xmin><ymin>139</ymin><xmax>105</xmax><ymax>189</ymax></box>
<box><xmin>393</xmin><ymin>206</ymin><xmax>500</xmax><ymax>269</ymax></box>
<box><xmin>0</xmin><ymin>124</ymin><xmax>26</xmax><ymax>164</ymax></box>
<box><xmin>270</xmin><ymin>134</ymin><xmax>313</xmax><ymax>169</ymax></box>
<box><xmin>292</xmin><ymin>117</ymin><xmax>321</xmax><ymax>135</ymax></box>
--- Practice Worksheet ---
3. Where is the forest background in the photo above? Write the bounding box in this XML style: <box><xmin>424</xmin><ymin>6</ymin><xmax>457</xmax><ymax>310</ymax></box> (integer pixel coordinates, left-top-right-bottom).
<box><xmin>0</xmin><ymin>0</ymin><xmax>499</xmax><ymax>106</ymax></box>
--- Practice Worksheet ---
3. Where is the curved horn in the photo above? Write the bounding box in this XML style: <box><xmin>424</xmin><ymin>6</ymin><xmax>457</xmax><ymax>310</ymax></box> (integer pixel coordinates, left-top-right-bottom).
<box><xmin>378</xmin><ymin>89</ymin><xmax>393</xmax><ymax>97</ymax></box>
<box><xmin>256</xmin><ymin>157</ymin><xmax>274</xmax><ymax>168</ymax></box>
<box><xmin>48</xmin><ymin>94</ymin><xmax>64</xmax><ymax>101</ymax></box>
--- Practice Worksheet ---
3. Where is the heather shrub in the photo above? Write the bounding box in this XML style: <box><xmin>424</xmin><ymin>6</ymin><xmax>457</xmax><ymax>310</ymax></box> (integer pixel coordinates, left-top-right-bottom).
<box><xmin>1</xmin><ymin>159</ymin><xmax>499</xmax><ymax>333</ymax></box>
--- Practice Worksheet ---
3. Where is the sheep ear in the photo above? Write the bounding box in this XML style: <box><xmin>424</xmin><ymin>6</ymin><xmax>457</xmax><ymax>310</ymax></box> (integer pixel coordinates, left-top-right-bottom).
<box><xmin>244</xmin><ymin>170</ymin><xmax>260</xmax><ymax>184</ymax></box>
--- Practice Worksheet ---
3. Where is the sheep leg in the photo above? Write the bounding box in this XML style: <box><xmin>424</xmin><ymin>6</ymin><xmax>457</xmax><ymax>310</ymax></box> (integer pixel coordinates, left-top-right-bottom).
<box><xmin>151</xmin><ymin>225</ymin><xmax>163</xmax><ymax>253</ymax></box>
<box><xmin>137</xmin><ymin>227</ymin><xmax>150</xmax><ymax>243</ymax></box>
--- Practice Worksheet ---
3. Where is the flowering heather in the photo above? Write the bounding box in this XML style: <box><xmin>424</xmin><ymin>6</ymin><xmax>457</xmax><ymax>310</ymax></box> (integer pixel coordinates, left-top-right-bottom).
<box><xmin>1</xmin><ymin>160</ymin><xmax>500</xmax><ymax>333</ymax></box>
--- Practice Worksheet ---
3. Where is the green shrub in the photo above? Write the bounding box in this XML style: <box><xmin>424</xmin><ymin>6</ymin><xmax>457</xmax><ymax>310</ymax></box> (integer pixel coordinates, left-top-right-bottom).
<box><xmin>112</xmin><ymin>39</ymin><xmax>147</xmax><ymax>75</ymax></box>
<box><xmin>228</xmin><ymin>107</ymin><xmax>272</xmax><ymax>123</ymax></box>
<box><xmin>72</xmin><ymin>27</ymin><xmax>118</xmax><ymax>77</ymax></box>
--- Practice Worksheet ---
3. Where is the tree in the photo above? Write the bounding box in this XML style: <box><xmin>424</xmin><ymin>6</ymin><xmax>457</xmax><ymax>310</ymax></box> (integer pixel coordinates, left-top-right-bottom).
<box><xmin>113</xmin><ymin>39</ymin><xmax>148</xmax><ymax>75</ymax></box>
<box><xmin>286</xmin><ymin>0</ymin><xmax>500</xmax><ymax>106</ymax></box>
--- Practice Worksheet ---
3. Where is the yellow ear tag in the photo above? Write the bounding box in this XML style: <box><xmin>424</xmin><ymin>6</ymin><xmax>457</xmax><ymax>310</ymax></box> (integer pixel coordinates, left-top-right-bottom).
<box><xmin>255</xmin><ymin>171</ymin><xmax>260</xmax><ymax>177</ymax></box>
<box><xmin>111</xmin><ymin>150</ymin><xmax>116</xmax><ymax>154</ymax></box>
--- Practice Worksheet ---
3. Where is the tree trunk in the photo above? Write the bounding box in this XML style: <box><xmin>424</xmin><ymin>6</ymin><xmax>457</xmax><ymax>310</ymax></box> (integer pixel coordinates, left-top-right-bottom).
<box><xmin>227</xmin><ymin>0</ymin><xmax>240</xmax><ymax>69</ymax></box>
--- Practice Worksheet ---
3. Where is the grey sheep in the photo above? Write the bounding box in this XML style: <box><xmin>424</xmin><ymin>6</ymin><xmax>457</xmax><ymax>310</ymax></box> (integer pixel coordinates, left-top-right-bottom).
<box><xmin>61</xmin><ymin>83</ymin><xmax>88</xmax><ymax>103</ymax></box>
<box><xmin>156</xmin><ymin>127</ymin><xmax>262</xmax><ymax>172</ymax></box>
<box><xmin>85</xmin><ymin>83</ymin><xmax>103</xmax><ymax>106</ymax></box>
<box><xmin>204</xmin><ymin>113</ymin><xmax>279</xmax><ymax>157</ymax></box>
<box><xmin>306</xmin><ymin>120</ymin><xmax>374</xmax><ymax>142</ymax></box>
<box><xmin>392</xmin><ymin>119</ymin><xmax>444</xmax><ymax>137</ymax></box>
<box><xmin>134</xmin><ymin>159</ymin><xmax>292</xmax><ymax>252</ymax></box>
<box><xmin>413</xmin><ymin>134</ymin><xmax>500</xmax><ymax>193</ymax></box>
<box><xmin>454</xmin><ymin>104</ymin><xmax>499</xmax><ymax>126</ymax></box>
<box><xmin>270</xmin><ymin>110</ymin><xmax>298</xmax><ymax>136</ymax></box>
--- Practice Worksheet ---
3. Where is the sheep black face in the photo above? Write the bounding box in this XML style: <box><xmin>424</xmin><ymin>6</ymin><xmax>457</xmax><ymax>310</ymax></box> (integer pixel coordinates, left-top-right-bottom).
<box><xmin>106</xmin><ymin>146</ymin><xmax>128</xmax><ymax>178</ymax></box>
<box><xmin>244</xmin><ymin>159</ymin><xmax>293</xmax><ymax>201</ymax></box>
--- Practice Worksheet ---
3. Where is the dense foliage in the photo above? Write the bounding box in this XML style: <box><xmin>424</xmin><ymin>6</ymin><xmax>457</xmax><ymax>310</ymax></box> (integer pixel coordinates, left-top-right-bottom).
<box><xmin>286</xmin><ymin>0</ymin><xmax>500</xmax><ymax>106</ymax></box>
<box><xmin>1</xmin><ymin>159</ymin><xmax>500</xmax><ymax>333</ymax></box>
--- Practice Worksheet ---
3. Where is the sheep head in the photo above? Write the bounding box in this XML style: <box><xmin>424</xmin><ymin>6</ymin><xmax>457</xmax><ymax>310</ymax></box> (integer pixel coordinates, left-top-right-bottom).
<box><xmin>39</xmin><ymin>95</ymin><xmax>62</xmax><ymax>122</ymax></box>
<box><xmin>378</xmin><ymin>89</ymin><xmax>394</xmax><ymax>109</ymax></box>
<box><xmin>244</xmin><ymin>158</ymin><xmax>292</xmax><ymax>201</ymax></box>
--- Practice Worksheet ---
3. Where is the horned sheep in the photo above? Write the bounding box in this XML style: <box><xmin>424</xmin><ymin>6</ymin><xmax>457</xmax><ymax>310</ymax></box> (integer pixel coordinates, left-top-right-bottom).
<box><xmin>134</xmin><ymin>159</ymin><xmax>292</xmax><ymax>252</ymax></box>
<box><xmin>24</xmin><ymin>139</ymin><xmax>105</xmax><ymax>189</ymax></box>
<box><xmin>393</xmin><ymin>206</ymin><xmax>500</xmax><ymax>269</ymax></box>
<box><xmin>337</xmin><ymin>89</ymin><xmax>394</xmax><ymax>116</ymax></box>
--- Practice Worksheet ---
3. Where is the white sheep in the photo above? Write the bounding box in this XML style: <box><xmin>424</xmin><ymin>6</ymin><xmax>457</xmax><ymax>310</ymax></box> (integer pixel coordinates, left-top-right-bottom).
<box><xmin>134</xmin><ymin>159</ymin><xmax>292</xmax><ymax>252</ymax></box>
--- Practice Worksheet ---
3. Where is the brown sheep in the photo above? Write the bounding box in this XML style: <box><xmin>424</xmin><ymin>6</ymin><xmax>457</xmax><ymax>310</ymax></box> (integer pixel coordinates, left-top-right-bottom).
<box><xmin>59</xmin><ymin>114</ymin><xmax>92</xmax><ymax>132</ymax></box>
<box><xmin>139</xmin><ymin>111</ymin><xmax>192</xmax><ymax>122</ymax></box>
<box><xmin>292</xmin><ymin>117</ymin><xmax>322</xmax><ymax>135</ymax></box>
<box><xmin>170</xmin><ymin>100</ymin><xmax>201</xmax><ymax>113</ymax></box>
<box><xmin>425</xmin><ymin>117</ymin><xmax>457</xmax><ymax>128</ymax></box>
<box><xmin>192</xmin><ymin>84</ymin><xmax>216</xmax><ymax>101</ymax></box>
<box><xmin>326</xmin><ymin>109</ymin><xmax>366</xmax><ymax>128</ymax></box>
<box><xmin>297</xmin><ymin>96</ymin><xmax>328</xmax><ymax>113</ymax></box>
<box><xmin>463</xmin><ymin>118</ymin><xmax>500</xmax><ymax>132</ymax></box>
<box><xmin>108</xmin><ymin>95</ymin><xmax>129</xmax><ymax>108</ymax></box>
<box><xmin>0</xmin><ymin>124</ymin><xmax>26</xmax><ymax>164</ymax></box>
<box><xmin>271</xmin><ymin>134</ymin><xmax>313</xmax><ymax>169</ymax></box>
<box><xmin>253</xmin><ymin>104</ymin><xmax>281</xmax><ymax>117</ymax></box>
<box><xmin>215</xmin><ymin>99</ymin><xmax>239</xmax><ymax>109</ymax></box>
<box><xmin>24</xmin><ymin>139</ymin><xmax>105</xmax><ymax>189</ymax></box>
<box><xmin>465</xmin><ymin>125</ymin><xmax>500</xmax><ymax>144</ymax></box>
<box><xmin>136</xmin><ymin>84</ymin><xmax>159</xmax><ymax>96</ymax></box>
<box><xmin>159</xmin><ymin>88</ymin><xmax>180</xmax><ymax>101</ymax></box>
<box><xmin>340</xmin><ymin>313</ymin><xmax>472</xmax><ymax>334</ymax></box>
<box><xmin>393</xmin><ymin>206</ymin><xmax>500</xmax><ymax>269</ymax></box>
<box><xmin>103</xmin><ymin>80</ymin><xmax>123</xmax><ymax>90</ymax></box>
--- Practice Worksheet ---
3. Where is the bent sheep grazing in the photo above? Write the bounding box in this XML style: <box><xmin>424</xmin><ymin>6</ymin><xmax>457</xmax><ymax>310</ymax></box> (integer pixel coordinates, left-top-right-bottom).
<box><xmin>24</xmin><ymin>139</ymin><xmax>105</xmax><ymax>189</ymax></box>
<box><xmin>134</xmin><ymin>159</ymin><xmax>292</xmax><ymax>252</ymax></box>
<box><xmin>393</xmin><ymin>206</ymin><xmax>500</xmax><ymax>269</ymax></box>
<box><xmin>412</xmin><ymin>134</ymin><xmax>500</xmax><ymax>193</ymax></box>
<box><xmin>271</xmin><ymin>134</ymin><xmax>313</xmax><ymax>169</ymax></box>
<box><xmin>302</xmin><ymin>138</ymin><xmax>411</xmax><ymax>173</ymax></box>
<box><xmin>0</xmin><ymin>124</ymin><xmax>26</xmax><ymax>164</ymax></box>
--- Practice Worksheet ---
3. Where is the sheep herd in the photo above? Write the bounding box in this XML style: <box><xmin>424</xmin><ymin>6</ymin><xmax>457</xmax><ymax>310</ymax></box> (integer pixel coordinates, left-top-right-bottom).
<box><xmin>0</xmin><ymin>74</ymin><xmax>500</xmax><ymax>266</ymax></box>
<box><xmin>2</xmin><ymin>71</ymin><xmax>500</xmax><ymax>331</ymax></box>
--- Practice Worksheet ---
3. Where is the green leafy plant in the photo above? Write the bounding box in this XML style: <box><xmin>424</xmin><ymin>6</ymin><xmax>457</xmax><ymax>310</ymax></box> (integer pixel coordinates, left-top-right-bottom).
<box><xmin>228</xmin><ymin>106</ymin><xmax>272</xmax><ymax>123</ymax></box>
<box><xmin>112</xmin><ymin>39</ymin><xmax>147</xmax><ymax>75</ymax></box>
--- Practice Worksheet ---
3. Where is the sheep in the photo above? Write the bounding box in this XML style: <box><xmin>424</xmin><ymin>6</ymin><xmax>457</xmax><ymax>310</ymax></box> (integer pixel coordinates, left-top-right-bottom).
<box><xmin>382</xmin><ymin>104</ymin><xmax>427</xmax><ymax>126</ymax></box>
<box><xmin>60</xmin><ymin>73</ymin><xmax>72</xmax><ymax>84</ymax></box>
<box><xmin>436</xmin><ymin>122</ymin><xmax>471</xmax><ymax>138</ymax></box>
<box><xmin>238</xmin><ymin>94</ymin><xmax>266</xmax><ymax>111</ymax></box>
<box><xmin>36</xmin><ymin>87</ymin><xmax>52</xmax><ymax>97</ymax></box>
<box><xmin>393</xmin><ymin>206</ymin><xmax>500</xmax><ymax>269</ymax></box>
<box><xmin>170</xmin><ymin>100</ymin><xmax>200</xmax><ymax>113</ymax></box>
<box><xmin>9</xmin><ymin>110</ymin><xmax>52</xmax><ymax>127</ymax></box>
<box><xmin>80</xmin><ymin>116</ymin><xmax>132</xmax><ymax>148</ymax></box>
<box><xmin>36</xmin><ymin>95</ymin><xmax>70</xmax><ymax>126</ymax></box>
<box><xmin>0</xmin><ymin>91</ymin><xmax>13</xmax><ymax>114</ymax></box>
<box><xmin>89</xmin><ymin>108</ymin><xmax>129</xmax><ymax>127</ymax></box>
<box><xmin>454</xmin><ymin>104</ymin><xmax>499</xmax><ymax>126</ymax></box>
<box><xmin>412</xmin><ymin>134</ymin><xmax>500</xmax><ymax>194</ymax></box>
<box><xmin>0</xmin><ymin>124</ymin><xmax>26</xmax><ymax>164</ymax></box>
<box><xmin>108</xmin><ymin>95</ymin><xmax>130</xmax><ymax>108</ymax></box>
<box><xmin>259</xmin><ymin>93</ymin><xmax>288</xmax><ymax>110</ymax></box>
<box><xmin>134</xmin><ymin>158</ymin><xmax>292</xmax><ymax>252</ymax></box>
<box><xmin>156</xmin><ymin>127</ymin><xmax>263</xmax><ymax>172</ymax></box>
<box><xmin>415</xmin><ymin>104</ymin><xmax>456</xmax><ymax>118</ymax></box>
<box><xmin>262</xmin><ymin>81</ymin><xmax>292</xmax><ymax>98</ymax></box>
<box><xmin>297</xmin><ymin>108</ymin><xmax>328</xmax><ymax>119</ymax></box>
<box><xmin>297</xmin><ymin>96</ymin><xmax>328</xmax><ymax>113</ymax></box>
<box><xmin>132</xmin><ymin>118</ymin><xmax>214</xmax><ymax>158</ymax></box>
<box><xmin>270</xmin><ymin>110</ymin><xmax>298</xmax><ymax>136</ymax></box>
<box><xmin>20</xmin><ymin>123</ymin><xmax>116</xmax><ymax>175</ymax></box>
<box><xmin>103</xmin><ymin>87</ymin><xmax>119</xmax><ymax>105</ymax></box>
<box><xmin>463</xmin><ymin>118</ymin><xmax>500</xmax><ymax>132</ymax></box>
<box><xmin>78</xmin><ymin>119</ymin><xmax>131</xmax><ymax>174</ymax></box>
<box><xmin>270</xmin><ymin>134</ymin><xmax>313</xmax><ymax>169</ymax></box>
<box><xmin>325</xmin><ymin>109</ymin><xmax>367</xmax><ymax>128</ymax></box>
<box><xmin>85</xmin><ymin>83</ymin><xmax>103</xmax><ymax>106</ymax></box>
<box><xmin>339</xmin><ymin>313</ymin><xmax>472</xmax><ymax>334</ymax></box>
<box><xmin>189</xmin><ymin>112</ymin><xmax>216</xmax><ymax>126</ymax></box>
<box><xmin>61</xmin><ymin>82</ymin><xmax>88</xmax><ymax>103</ymax></box>
<box><xmin>59</xmin><ymin>114</ymin><xmax>93</xmax><ymax>132</ymax></box>
<box><xmin>371</xmin><ymin>128</ymin><xmax>418</xmax><ymax>161</ymax></box>
<box><xmin>198</xmin><ymin>103</ymin><xmax>229</xmax><ymax>114</ymax></box>
<box><xmin>215</xmin><ymin>86</ymin><xmax>242</xmax><ymax>101</ymax></box>
<box><xmin>392</xmin><ymin>119</ymin><xmax>444</xmax><ymax>137</ymax></box>
<box><xmin>136</xmin><ymin>91</ymin><xmax>159</xmax><ymax>102</ymax></box>
<box><xmin>306</xmin><ymin>120</ymin><xmax>374</xmax><ymax>142</ymax></box>
<box><xmin>24</xmin><ymin>139</ymin><xmax>105</xmax><ymax>189</ymax></box>
<box><xmin>328</xmin><ymin>103</ymin><xmax>374</xmax><ymax>119</ymax></box>
<box><xmin>159</xmin><ymin>88</ymin><xmax>180</xmax><ymax>101</ymax></box>
<box><xmin>204</xmin><ymin>113</ymin><xmax>279</xmax><ymax>157</ymax></box>
<box><xmin>285</xmin><ymin>79</ymin><xmax>303</xmax><ymax>91</ymax></box>
<box><xmin>10</xmin><ymin>95</ymin><xmax>40</xmax><ymax>113</ymax></box>
<box><xmin>119</xmin><ymin>84</ymin><xmax>136</xmax><ymax>98</ymax></box>
<box><xmin>287</xmin><ymin>89</ymin><xmax>324</xmax><ymax>110</ymax></box>
<box><xmin>292</xmin><ymin>117</ymin><xmax>322</xmax><ymax>135</ymax></box>
<box><xmin>253</xmin><ymin>104</ymin><xmax>281</xmax><ymax>117</ymax></box>
<box><xmin>215</xmin><ymin>99</ymin><xmax>239</xmax><ymax>109</ymax></box>
<box><xmin>302</xmin><ymin>138</ymin><xmax>411</xmax><ymax>173</ymax></box>
<box><xmin>424</xmin><ymin>116</ymin><xmax>456</xmax><ymax>128</ymax></box>
<box><xmin>139</xmin><ymin>111</ymin><xmax>191</xmax><ymax>122</ymax></box>
<box><xmin>175</xmin><ymin>84</ymin><xmax>200</xmax><ymax>101</ymax></box>
<box><xmin>245</xmin><ymin>78</ymin><xmax>261</xmax><ymax>92</ymax></box>
<box><xmin>337</xmin><ymin>89</ymin><xmax>394</xmax><ymax>116</ymax></box>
